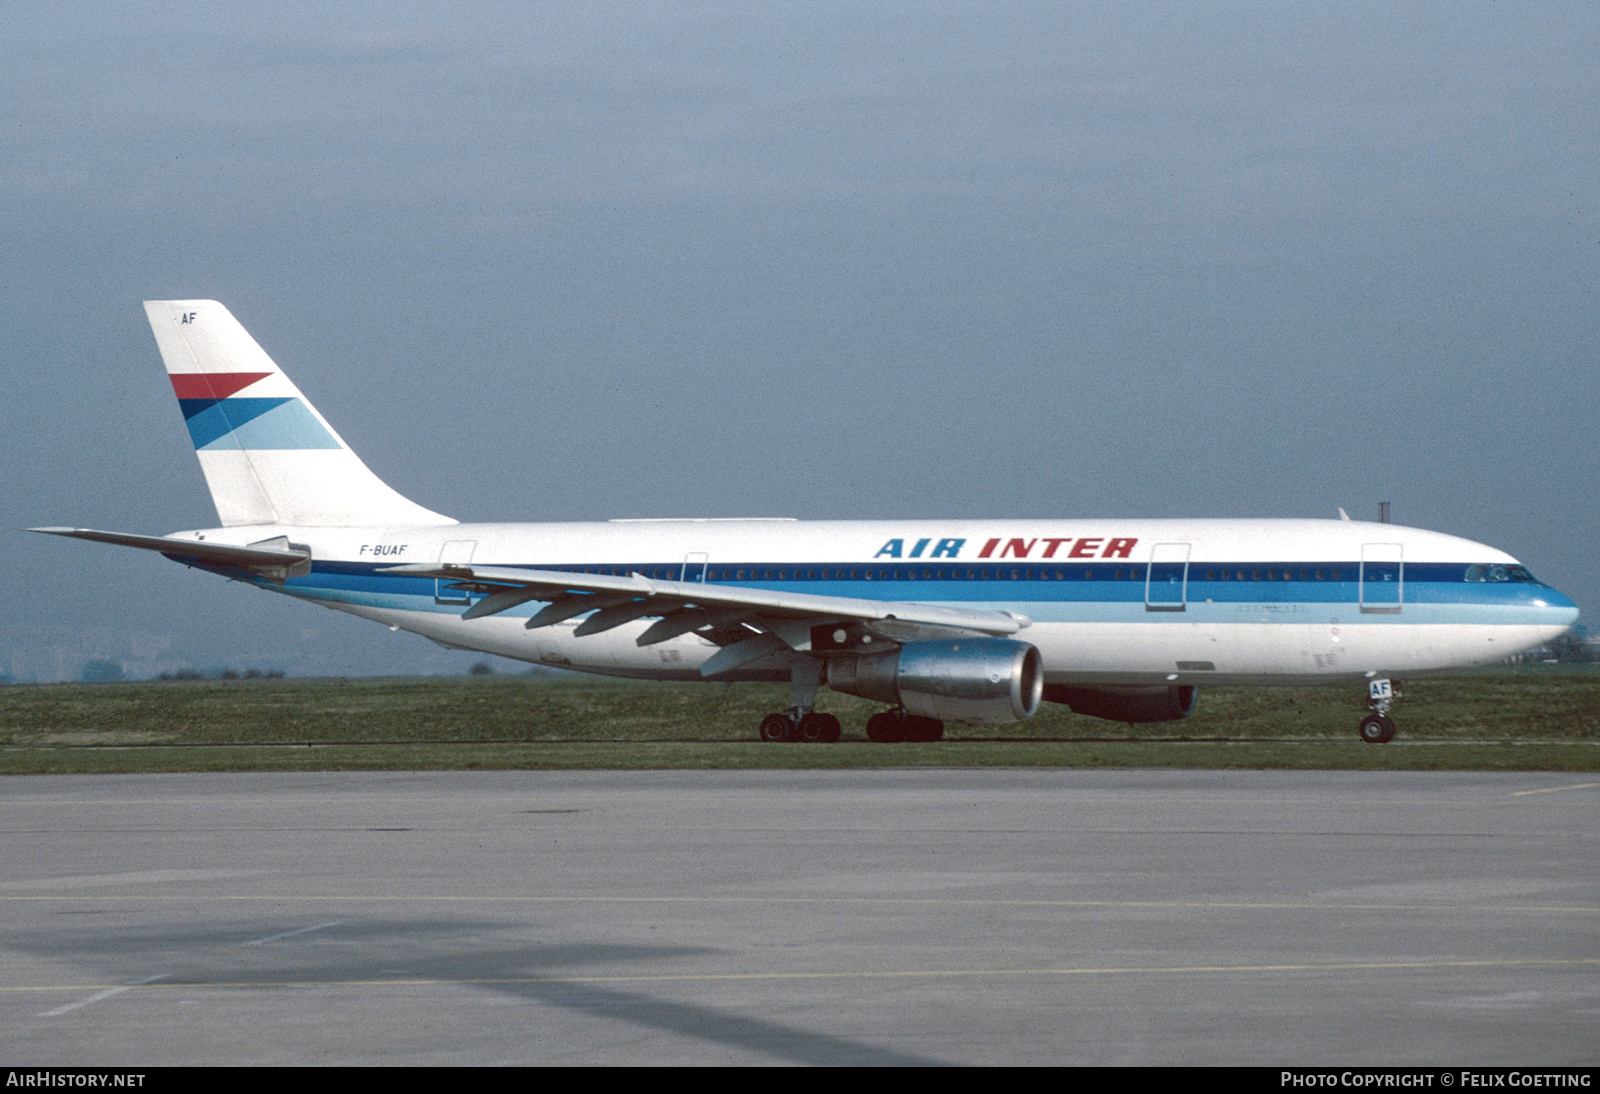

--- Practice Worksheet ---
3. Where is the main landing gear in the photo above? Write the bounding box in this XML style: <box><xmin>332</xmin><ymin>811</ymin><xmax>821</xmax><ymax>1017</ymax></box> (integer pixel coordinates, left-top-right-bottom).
<box><xmin>758</xmin><ymin>658</ymin><xmax>842</xmax><ymax>743</ymax></box>
<box><xmin>756</xmin><ymin>709</ymin><xmax>944</xmax><ymax>743</ymax></box>
<box><xmin>759</xmin><ymin>710</ymin><xmax>842</xmax><ymax>743</ymax></box>
<box><xmin>866</xmin><ymin>709</ymin><xmax>944</xmax><ymax>743</ymax></box>
<box><xmin>755</xmin><ymin>658</ymin><xmax>940</xmax><ymax>742</ymax></box>
<box><xmin>754</xmin><ymin>660</ymin><xmax>943</xmax><ymax>744</ymax></box>
<box><xmin>1358</xmin><ymin>676</ymin><xmax>1400</xmax><ymax>744</ymax></box>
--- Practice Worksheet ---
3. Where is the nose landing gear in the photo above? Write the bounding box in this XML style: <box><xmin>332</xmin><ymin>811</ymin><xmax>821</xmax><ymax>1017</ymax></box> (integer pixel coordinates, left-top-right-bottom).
<box><xmin>1358</xmin><ymin>677</ymin><xmax>1400</xmax><ymax>744</ymax></box>
<box><xmin>1358</xmin><ymin>712</ymin><xmax>1396</xmax><ymax>744</ymax></box>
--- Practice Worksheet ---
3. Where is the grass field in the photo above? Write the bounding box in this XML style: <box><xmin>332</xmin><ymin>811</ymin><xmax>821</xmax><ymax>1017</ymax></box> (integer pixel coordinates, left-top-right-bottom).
<box><xmin>2</xmin><ymin>664</ymin><xmax>1597</xmax><ymax>773</ymax></box>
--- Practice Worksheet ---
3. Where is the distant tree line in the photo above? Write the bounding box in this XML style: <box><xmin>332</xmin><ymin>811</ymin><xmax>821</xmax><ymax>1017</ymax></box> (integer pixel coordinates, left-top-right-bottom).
<box><xmin>155</xmin><ymin>668</ymin><xmax>286</xmax><ymax>681</ymax></box>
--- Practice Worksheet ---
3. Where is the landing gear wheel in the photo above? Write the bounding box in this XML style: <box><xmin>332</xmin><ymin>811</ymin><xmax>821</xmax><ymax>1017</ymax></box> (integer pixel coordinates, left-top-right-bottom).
<box><xmin>759</xmin><ymin>713</ymin><xmax>794</xmax><ymax>742</ymax></box>
<box><xmin>794</xmin><ymin>712</ymin><xmax>842</xmax><ymax>744</ymax></box>
<box><xmin>903</xmin><ymin>715</ymin><xmax>945</xmax><ymax>742</ymax></box>
<box><xmin>1358</xmin><ymin>714</ymin><xmax>1396</xmax><ymax>744</ymax></box>
<box><xmin>865</xmin><ymin>711</ymin><xmax>907</xmax><ymax>743</ymax></box>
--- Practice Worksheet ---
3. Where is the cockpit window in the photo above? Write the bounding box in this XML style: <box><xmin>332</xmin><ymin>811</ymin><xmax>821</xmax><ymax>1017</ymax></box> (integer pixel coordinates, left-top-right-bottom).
<box><xmin>1464</xmin><ymin>564</ymin><xmax>1541</xmax><ymax>584</ymax></box>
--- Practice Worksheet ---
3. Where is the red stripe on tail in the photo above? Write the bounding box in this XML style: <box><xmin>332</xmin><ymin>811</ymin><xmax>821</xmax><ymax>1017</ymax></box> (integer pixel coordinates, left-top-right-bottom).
<box><xmin>168</xmin><ymin>372</ymin><xmax>271</xmax><ymax>400</ymax></box>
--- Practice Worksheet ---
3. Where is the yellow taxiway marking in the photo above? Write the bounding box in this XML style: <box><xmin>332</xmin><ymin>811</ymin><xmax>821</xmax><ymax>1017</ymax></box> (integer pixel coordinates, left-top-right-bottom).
<box><xmin>1511</xmin><ymin>782</ymin><xmax>1598</xmax><ymax>797</ymax></box>
<box><xmin>0</xmin><ymin>894</ymin><xmax>1594</xmax><ymax>913</ymax></box>
<box><xmin>8</xmin><ymin>957</ymin><xmax>1600</xmax><ymax>997</ymax></box>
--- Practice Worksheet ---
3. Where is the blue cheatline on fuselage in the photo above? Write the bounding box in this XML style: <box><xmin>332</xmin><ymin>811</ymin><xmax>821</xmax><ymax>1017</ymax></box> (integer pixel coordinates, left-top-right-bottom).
<box><xmin>176</xmin><ymin>557</ymin><xmax>1573</xmax><ymax>628</ymax></box>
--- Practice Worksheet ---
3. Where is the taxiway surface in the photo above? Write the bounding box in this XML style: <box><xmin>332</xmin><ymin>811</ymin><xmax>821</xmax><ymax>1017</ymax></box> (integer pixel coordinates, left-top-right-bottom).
<box><xmin>1</xmin><ymin>769</ymin><xmax>1595</xmax><ymax>1065</ymax></box>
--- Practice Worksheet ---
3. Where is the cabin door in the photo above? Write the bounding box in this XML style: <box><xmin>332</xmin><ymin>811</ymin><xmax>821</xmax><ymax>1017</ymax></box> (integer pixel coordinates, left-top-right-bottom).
<box><xmin>682</xmin><ymin>552</ymin><xmax>709</xmax><ymax>582</ymax></box>
<box><xmin>434</xmin><ymin>539</ymin><xmax>477</xmax><ymax>605</ymax></box>
<box><xmin>1145</xmin><ymin>542</ymin><xmax>1191</xmax><ymax>611</ymax></box>
<box><xmin>1360</xmin><ymin>543</ymin><xmax>1403</xmax><ymax>614</ymax></box>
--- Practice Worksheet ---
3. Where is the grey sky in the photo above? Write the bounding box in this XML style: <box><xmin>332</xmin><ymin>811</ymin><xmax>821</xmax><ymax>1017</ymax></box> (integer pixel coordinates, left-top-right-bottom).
<box><xmin>4</xmin><ymin>3</ymin><xmax>1596</xmax><ymax>679</ymax></box>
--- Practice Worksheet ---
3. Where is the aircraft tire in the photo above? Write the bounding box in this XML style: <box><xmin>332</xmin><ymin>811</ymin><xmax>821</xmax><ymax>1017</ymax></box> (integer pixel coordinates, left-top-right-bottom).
<box><xmin>866</xmin><ymin>711</ymin><xmax>907</xmax><ymax>743</ymax></box>
<box><xmin>795</xmin><ymin>712</ymin><xmax>841</xmax><ymax>744</ymax></box>
<box><xmin>760</xmin><ymin>713</ymin><xmax>794</xmax><ymax>743</ymax></box>
<box><xmin>903</xmin><ymin>715</ymin><xmax>944</xmax><ymax>742</ymax></box>
<box><xmin>1358</xmin><ymin>714</ymin><xmax>1396</xmax><ymax>745</ymax></box>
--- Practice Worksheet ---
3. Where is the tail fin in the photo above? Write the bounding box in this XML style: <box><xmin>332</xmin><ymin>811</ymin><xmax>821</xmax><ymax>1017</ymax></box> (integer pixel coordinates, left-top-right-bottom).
<box><xmin>144</xmin><ymin>300</ymin><xmax>454</xmax><ymax>528</ymax></box>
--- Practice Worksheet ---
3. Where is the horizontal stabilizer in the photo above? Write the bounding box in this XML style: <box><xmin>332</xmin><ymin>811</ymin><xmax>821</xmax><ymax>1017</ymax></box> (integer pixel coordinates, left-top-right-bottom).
<box><xmin>29</xmin><ymin>527</ymin><xmax>311</xmax><ymax>582</ymax></box>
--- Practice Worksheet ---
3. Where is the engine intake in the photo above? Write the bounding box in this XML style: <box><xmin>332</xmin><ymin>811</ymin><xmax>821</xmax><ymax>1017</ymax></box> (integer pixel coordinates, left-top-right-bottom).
<box><xmin>827</xmin><ymin>638</ymin><xmax>1043</xmax><ymax>724</ymax></box>
<box><xmin>1042</xmin><ymin>684</ymin><xmax>1197</xmax><ymax>723</ymax></box>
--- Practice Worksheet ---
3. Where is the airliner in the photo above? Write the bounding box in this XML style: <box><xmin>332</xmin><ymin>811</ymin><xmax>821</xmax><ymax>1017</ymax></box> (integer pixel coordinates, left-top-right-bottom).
<box><xmin>33</xmin><ymin>301</ymin><xmax>1579</xmax><ymax>744</ymax></box>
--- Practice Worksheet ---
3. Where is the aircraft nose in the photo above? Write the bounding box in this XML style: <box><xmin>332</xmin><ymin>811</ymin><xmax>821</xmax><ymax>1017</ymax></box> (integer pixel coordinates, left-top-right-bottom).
<box><xmin>1532</xmin><ymin>585</ymin><xmax>1581</xmax><ymax>626</ymax></box>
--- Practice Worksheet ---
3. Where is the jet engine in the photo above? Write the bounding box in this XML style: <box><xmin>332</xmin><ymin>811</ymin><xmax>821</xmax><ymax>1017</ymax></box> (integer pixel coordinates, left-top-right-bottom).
<box><xmin>1042</xmin><ymin>684</ymin><xmax>1197</xmax><ymax>723</ymax></box>
<box><xmin>826</xmin><ymin>638</ymin><xmax>1043</xmax><ymax>724</ymax></box>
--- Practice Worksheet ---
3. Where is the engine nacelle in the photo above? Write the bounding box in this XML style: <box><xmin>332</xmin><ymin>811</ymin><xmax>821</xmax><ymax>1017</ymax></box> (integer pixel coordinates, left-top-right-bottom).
<box><xmin>1042</xmin><ymin>684</ymin><xmax>1197</xmax><ymax>723</ymax></box>
<box><xmin>826</xmin><ymin>638</ymin><xmax>1044</xmax><ymax>724</ymax></box>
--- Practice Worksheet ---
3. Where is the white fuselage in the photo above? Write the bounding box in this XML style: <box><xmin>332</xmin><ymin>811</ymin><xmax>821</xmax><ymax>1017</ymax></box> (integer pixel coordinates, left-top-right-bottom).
<box><xmin>163</xmin><ymin>517</ymin><xmax>1578</xmax><ymax>688</ymax></box>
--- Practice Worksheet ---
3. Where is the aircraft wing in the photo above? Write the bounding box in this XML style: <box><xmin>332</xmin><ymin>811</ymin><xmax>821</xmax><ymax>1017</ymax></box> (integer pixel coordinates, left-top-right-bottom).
<box><xmin>381</xmin><ymin>562</ymin><xmax>1029</xmax><ymax>674</ymax></box>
